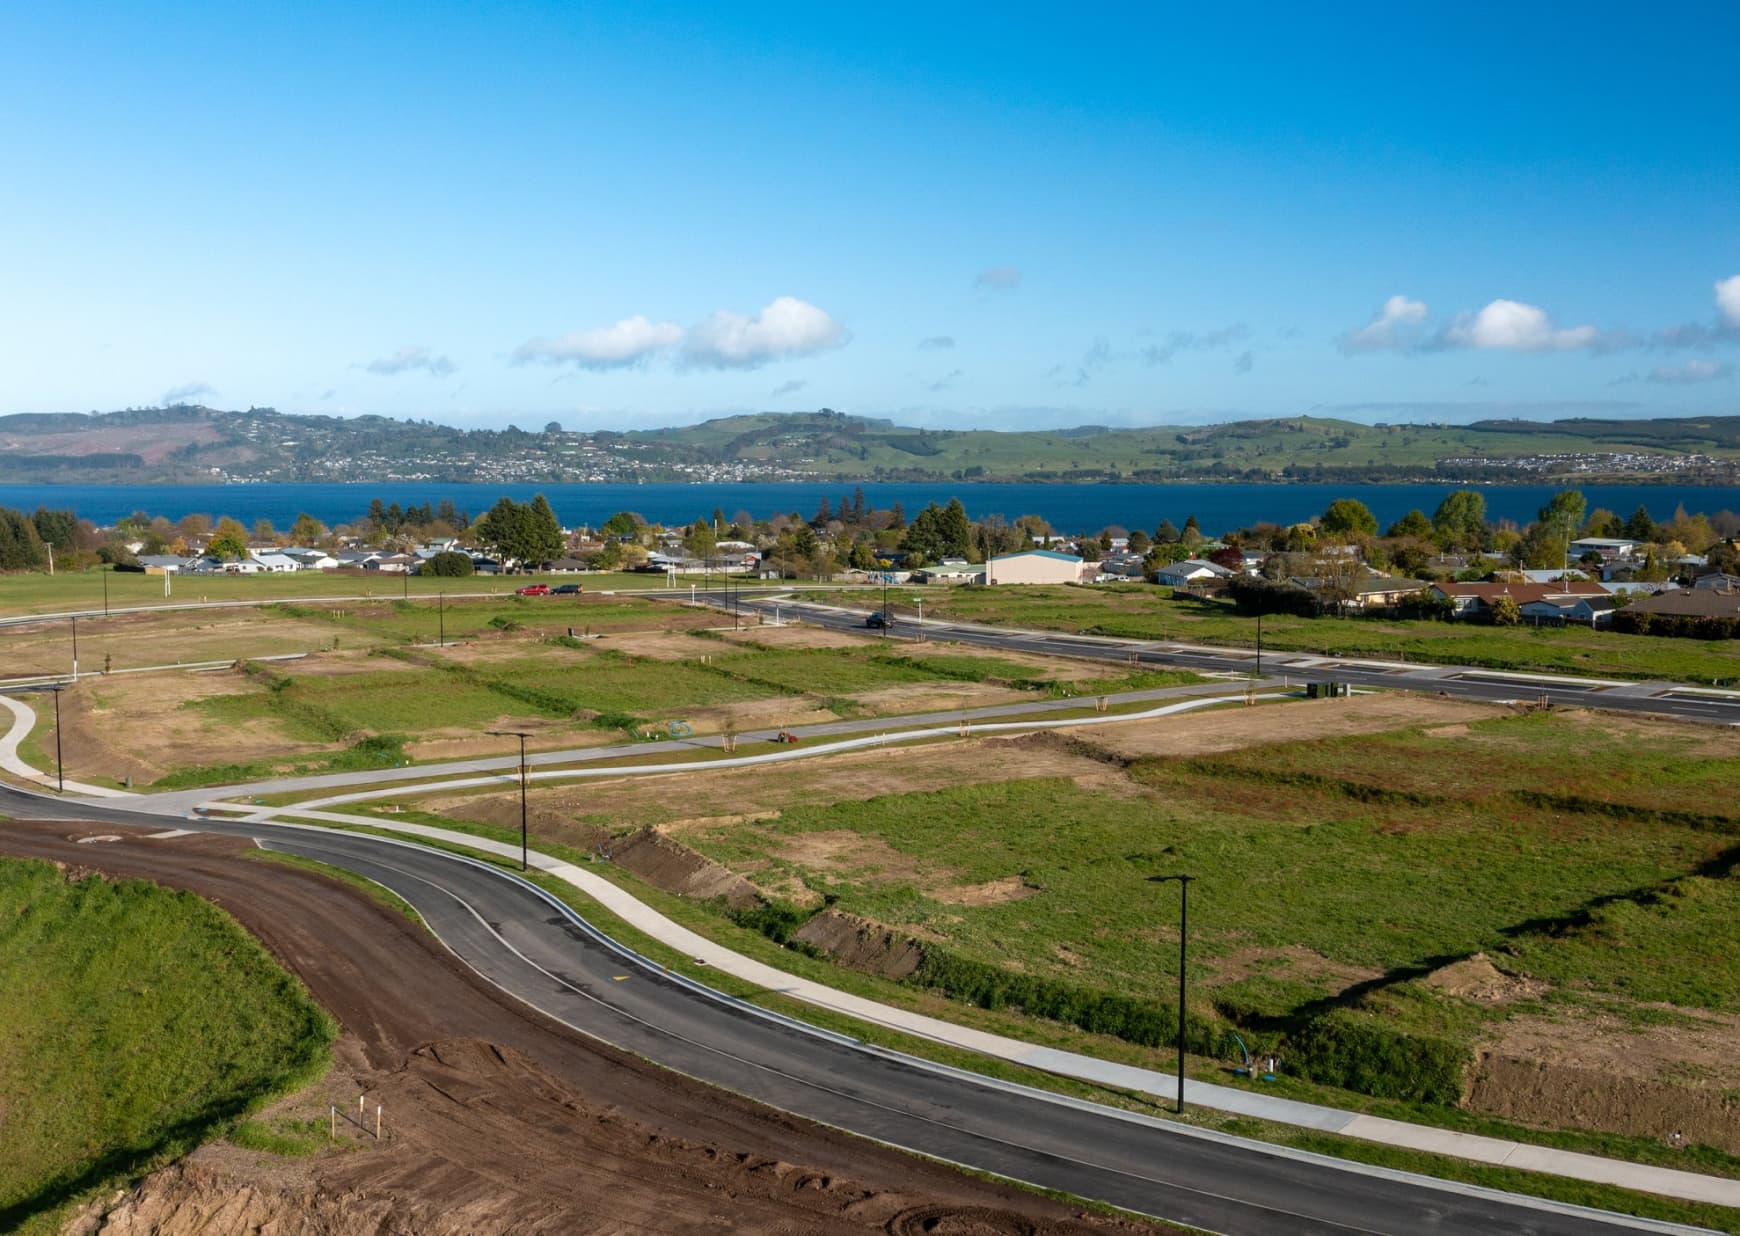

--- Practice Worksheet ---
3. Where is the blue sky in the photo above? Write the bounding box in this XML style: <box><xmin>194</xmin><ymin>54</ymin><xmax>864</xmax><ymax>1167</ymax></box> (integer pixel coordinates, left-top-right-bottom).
<box><xmin>2</xmin><ymin>3</ymin><xmax>1737</xmax><ymax>430</ymax></box>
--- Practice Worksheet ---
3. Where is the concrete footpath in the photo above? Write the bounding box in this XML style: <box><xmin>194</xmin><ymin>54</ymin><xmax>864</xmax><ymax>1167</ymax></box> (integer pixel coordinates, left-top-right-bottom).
<box><xmin>221</xmin><ymin>799</ymin><xmax>1740</xmax><ymax>1210</ymax></box>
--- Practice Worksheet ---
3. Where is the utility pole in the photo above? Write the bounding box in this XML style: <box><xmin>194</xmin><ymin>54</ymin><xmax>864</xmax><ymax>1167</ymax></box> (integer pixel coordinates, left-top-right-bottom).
<box><xmin>102</xmin><ymin>564</ymin><xmax>110</xmax><ymax>617</ymax></box>
<box><xmin>438</xmin><ymin>592</ymin><xmax>446</xmax><ymax>648</ymax></box>
<box><xmin>1148</xmin><ymin>873</ymin><xmax>1196</xmax><ymax>1113</ymax></box>
<box><xmin>70</xmin><ymin>616</ymin><xmax>78</xmax><ymax>683</ymax></box>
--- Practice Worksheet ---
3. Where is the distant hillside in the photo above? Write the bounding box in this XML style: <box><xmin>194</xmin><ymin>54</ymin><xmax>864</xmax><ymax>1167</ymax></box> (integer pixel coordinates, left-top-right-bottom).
<box><xmin>0</xmin><ymin>405</ymin><xmax>1737</xmax><ymax>486</ymax></box>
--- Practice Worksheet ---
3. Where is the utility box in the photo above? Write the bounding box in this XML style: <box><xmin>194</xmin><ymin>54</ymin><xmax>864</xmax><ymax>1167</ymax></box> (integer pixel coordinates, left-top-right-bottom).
<box><xmin>1307</xmin><ymin>681</ymin><xmax>1349</xmax><ymax>699</ymax></box>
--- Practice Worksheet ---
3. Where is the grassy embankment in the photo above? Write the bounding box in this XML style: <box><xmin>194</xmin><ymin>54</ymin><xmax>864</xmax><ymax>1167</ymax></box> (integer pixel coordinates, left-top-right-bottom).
<box><xmin>0</xmin><ymin>858</ymin><xmax>335</xmax><ymax>1233</ymax></box>
<box><xmin>295</xmin><ymin>803</ymin><xmax>1740</xmax><ymax>1232</ymax></box>
<box><xmin>878</xmin><ymin>583</ymin><xmax>1740</xmax><ymax>684</ymax></box>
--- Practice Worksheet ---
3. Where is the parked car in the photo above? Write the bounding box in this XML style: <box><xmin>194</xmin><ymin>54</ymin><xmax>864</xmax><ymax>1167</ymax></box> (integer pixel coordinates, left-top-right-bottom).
<box><xmin>865</xmin><ymin>611</ymin><xmax>892</xmax><ymax>628</ymax></box>
<box><xmin>552</xmin><ymin>583</ymin><xmax>583</xmax><ymax>595</ymax></box>
<box><xmin>515</xmin><ymin>583</ymin><xmax>551</xmax><ymax>596</ymax></box>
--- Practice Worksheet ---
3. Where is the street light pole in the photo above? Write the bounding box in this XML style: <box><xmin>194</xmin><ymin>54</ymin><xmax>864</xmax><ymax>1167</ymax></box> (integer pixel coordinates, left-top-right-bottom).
<box><xmin>487</xmin><ymin>729</ymin><xmax>532</xmax><ymax>870</ymax></box>
<box><xmin>1255</xmin><ymin>608</ymin><xmax>1263</xmax><ymax>677</ymax></box>
<box><xmin>1149</xmin><ymin>873</ymin><xmax>1196</xmax><ymax>1113</ymax></box>
<box><xmin>438</xmin><ymin>591</ymin><xmax>445</xmax><ymax>648</ymax></box>
<box><xmin>102</xmin><ymin>564</ymin><xmax>109</xmax><ymax>617</ymax></box>
<box><xmin>70</xmin><ymin>616</ymin><xmax>78</xmax><ymax>683</ymax></box>
<box><xmin>52</xmin><ymin>686</ymin><xmax>65</xmax><ymax>793</ymax></box>
<box><xmin>881</xmin><ymin>575</ymin><xmax>889</xmax><ymax>637</ymax></box>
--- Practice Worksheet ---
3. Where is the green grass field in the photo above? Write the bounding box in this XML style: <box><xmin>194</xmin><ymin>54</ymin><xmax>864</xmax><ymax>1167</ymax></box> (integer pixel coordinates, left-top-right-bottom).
<box><xmin>674</xmin><ymin>708</ymin><xmax>1739</xmax><ymax>1101</ymax></box>
<box><xmin>885</xmin><ymin>584</ymin><xmax>1740</xmax><ymax>685</ymax></box>
<box><xmin>0</xmin><ymin>858</ymin><xmax>335</xmax><ymax>1232</ymax></box>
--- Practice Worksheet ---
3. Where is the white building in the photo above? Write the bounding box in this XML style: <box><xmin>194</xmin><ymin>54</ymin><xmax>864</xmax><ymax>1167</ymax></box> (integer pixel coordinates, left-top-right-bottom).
<box><xmin>1155</xmin><ymin>559</ymin><xmax>1233</xmax><ymax>587</ymax></box>
<box><xmin>986</xmin><ymin>549</ymin><xmax>1090</xmax><ymax>586</ymax></box>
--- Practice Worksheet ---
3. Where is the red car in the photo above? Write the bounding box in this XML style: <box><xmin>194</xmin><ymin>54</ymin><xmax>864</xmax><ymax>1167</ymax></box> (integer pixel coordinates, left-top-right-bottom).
<box><xmin>514</xmin><ymin>583</ymin><xmax>551</xmax><ymax>596</ymax></box>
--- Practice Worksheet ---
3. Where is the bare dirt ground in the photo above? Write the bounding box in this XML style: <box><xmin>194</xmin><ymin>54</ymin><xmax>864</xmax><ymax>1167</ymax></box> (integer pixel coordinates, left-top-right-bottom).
<box><xmin>0</xmin><ymin>821</ymin><xmax>1144</xmax><ymax>1236</ymax></box>
<box><xmin>52</xmin><ymin>672</ymin><xmax>330</xmax><ymax>787</ymax></box>
<box><xmin>1472</xmin><ymin>1002</ymin><xmax>1740</xmax><ymax>1153</ymax></box>
<box><xmin>1075</xmin><ymin>693</ymin><xmax>1506</xmax><ymax>760</ymax></box>
<box><xmin>438</xmin><ymin>729</ymin><xmax>1119</xmax><ymax>844</ymax></box>
<box><xmin>0</xmin><ymin>609</ymin><xmax>352</xmax><ymax>679</ymax></box>
<box><xmin>852</xmin><ymin>681</ymin><xmax>1033</xmax><ymax>716</ymax></box>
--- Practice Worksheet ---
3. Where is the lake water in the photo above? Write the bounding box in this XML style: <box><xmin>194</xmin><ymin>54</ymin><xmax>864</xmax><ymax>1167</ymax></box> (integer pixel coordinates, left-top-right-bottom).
<box><xmin>2</xmin><ymin>480</ymin><xmax>1736</xmax><ymax>534</ymax></box>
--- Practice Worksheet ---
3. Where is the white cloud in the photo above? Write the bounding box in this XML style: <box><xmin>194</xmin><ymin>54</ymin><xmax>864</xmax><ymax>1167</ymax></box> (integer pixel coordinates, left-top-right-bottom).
<box><xmin>682</xmin><ymin>296</ymin><xmax>844</xmax><ymax>369</ymax></box>
<box><xmin>366</xmin><ymin>345</ymin><xmax>457</xmax><ymax>377</ymax></box>
<box><xmin>973</xmin><ymin>265</ymin><xmax>1022</xmax><ymax>292</ymax></box>
<box><xmin>918</xmin><ymin>335</ymin><xmax>955</xmax><ymax>350</ymax></box>
<box><xmin>512</xmin><ymin>316</ymin><xmax>683</xmax><ymax>369</ymax></box>
<box><xmin>1439</xmin><ymin>299</ymin><xmax>1599</xmax><ymax>352</ymax></box>
<box><xmin>1649</xmin><ymin>358</ymin><xmax>1733</xmax><ymax>384</ymax></box>
<box><xmin>1717</xmin><ymin>274</ymin><xmax>1740</xmax><ymax>329</ymax></box>
<box><xmin>1338</xmin><ymin>295</ymin><xmax>1428</xmax><ymax>354</ymax></box>
<box><xmin>161</xmin><ymin>380</ymin><xmax>214</xmax><ymax>405</ymax></box>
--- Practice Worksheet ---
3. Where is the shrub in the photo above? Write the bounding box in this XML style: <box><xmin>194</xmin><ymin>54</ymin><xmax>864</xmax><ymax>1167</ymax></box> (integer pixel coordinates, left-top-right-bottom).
<box><xmin>422</xmin><ymin>551</ymin><xmax>473</xmax><ymax>577</ymax></box>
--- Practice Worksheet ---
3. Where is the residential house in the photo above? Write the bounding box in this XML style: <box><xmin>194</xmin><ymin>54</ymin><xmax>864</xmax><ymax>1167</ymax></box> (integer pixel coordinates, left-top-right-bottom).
<box><xmin>1292</xmin><ymin>574</ymin><xmax>1428</xmax><ymax>614</ymax></box>
<box><xmin>137</xmin><ymin>554</ymin><xmax>192</xmax><ymax>575</ymax></box>
<box><xmin>1694</xmin><ymin>572</ymin><xmax>1740</xmax><ymax>592</ymax></box>
<box><xmin>1428</xmin><ymin>580</ymin><xmax>1607</xmax><ymax>620</ymax></box>
<box><xmin>1630</xmin><ymin>589</ymin><xmax>1740</xmax><ymax>620</ymax></box>
<box><xmin>1568</xmin><ymin>537</ymin><xmax>1641</xmax><ymax>561</ymax></box>
<box><xmin>914</xmin><ymin>561</ymin><xmax>987</xmax><ymax>585</ymax></box>
<box><xmin>1517</xmin><ymin>593</ymin><xmax>1618</xmax><ymax>626</ymax></box>
<box><xmin>1154</xmin><ymin>558</ymin><xmax>1233</xmax><ymax>588</ymax></box>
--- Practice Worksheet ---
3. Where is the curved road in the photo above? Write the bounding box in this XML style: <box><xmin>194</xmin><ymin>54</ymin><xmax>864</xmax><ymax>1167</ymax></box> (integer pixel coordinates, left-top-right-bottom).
<box><xmin>0</xmin><ymin>783</ymin><xmax>1702</xmax><ymax>1236</ymax></box>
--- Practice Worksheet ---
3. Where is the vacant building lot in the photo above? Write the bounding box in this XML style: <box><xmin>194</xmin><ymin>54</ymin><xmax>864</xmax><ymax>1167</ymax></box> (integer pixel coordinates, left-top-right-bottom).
<box><xmin>432</xmin><ymin>695</ymin><xmax>1740</xmax><ymax>1154</ymax></box>
<box><xmin>27</xmin><ymin>598</ymin><xmax>1198</xmax><ymax>787</ymax></box>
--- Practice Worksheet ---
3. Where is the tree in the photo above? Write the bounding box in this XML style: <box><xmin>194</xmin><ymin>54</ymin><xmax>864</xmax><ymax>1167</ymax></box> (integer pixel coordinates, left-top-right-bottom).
<box><xmin>1431</xmin><ymin>489</ymin><xmax>1487</xmax><ymax>549</ymax></box>
<box><xmin>30</xmin><ymin>508</ymin><xmax>79</xmax><ymax>551</ymax></box>
<box><xmin>1623</xmin><ymin>505</ymin><xmax>1659</xmax><ymax>542</ymax></box>
<box><xmin>1537</xmin><ymin>489</ymin><xmax>1587</xmax><ymax>563</ymax></box>
<box><xmin>207</xmin><ymin>516</ymin><xmax>250</xmax><ymax>561</ymax></box>
<box><xmin>289</xmin><ymin>512</ymin><xmax>327</xmax><ymax>546</ymax></box>
<box><xmin>888</xmin><ymin>501</ymin><xmax>906</xmax><ymax>531</ymax></box>
<box><xmin>685</xmin><ymin>518</ymin><xmax>717</xmax><ymax>561</ymax></box>
<box><xmin>423</xmin><ymin>550</ymin><xmax>474</xmax><ymax>577</ymax></box>
<box><xmin>1320</xmin><ymin>497</ymin><xmax>1377</xmax><ymax>537</ymax></box>
<box><xmin>1386</xmin><ymin>509</ymin><xmax>1433</xmax><ymax>539</ymax></box>
<box><xmin>600</xmin><ymin>511</ymin><xmax>642</xmax><ymax>538</ymax></box>
<box><xmin>1127</xmin><ymin>530</ymin><xmax>1151</xmax><ymax>553</ymax></box>
<box><xmin>252</xmin><ymin>518</ymin><xmax>277</xmax><ymax>544</ymax></box>
<box><xmin>0</xmin><ymin>507</ymin><xmax>48</xmax><ymax>571</ymax></box>
<box><xmin>526</xmin><ymin>494</ymin><xmax>565</xmax><ymax>567</ymax></box>
<box><xmin>544</xmin><ymin>420</ymin><xmax>563</xmax><ymax>434</ymax></box>
<box><xmin>1489</xmin><ymin>594</ymin><xmax>1522</xmax><ymax>626</ymax></box>
<box><xmin>1181</xmin><ymin>514</ymin><xmax>1202</xmax><ymax>547</ymax></box>
<box><xmin>1155</xmin><ymin>519</ymin><xmax>1179</xmax><ymax>544</ymax></box>
<box><xmin>814</xmin><ymin>497</ymin><xmax>832</xmax><ymax>526</ymax></box>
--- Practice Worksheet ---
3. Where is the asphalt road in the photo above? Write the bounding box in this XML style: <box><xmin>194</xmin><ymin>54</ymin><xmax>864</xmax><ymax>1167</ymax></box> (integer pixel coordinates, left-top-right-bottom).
<box><xmin>728</xmin><ymin>593</ymin><xmax>1740</xmax><ymax>727</ymax></box>
<box><xmin>0</xmin><ymin>783</ymin><xmax>1698</xmax><ymax>1236</ymax></box>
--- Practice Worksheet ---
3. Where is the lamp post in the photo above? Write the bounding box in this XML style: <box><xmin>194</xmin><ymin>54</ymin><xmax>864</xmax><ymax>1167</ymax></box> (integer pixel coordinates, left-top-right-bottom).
<box><xmin>487</xmin><ymin>729</ymin><xmax>532</xmax><ymax>870</ymax></box>
<box><xmin>1255</xmin><ymin>608</ymin><xmax>1263</xmax><ymax>678</ymax></box>
<box><xmin>45</xmin><ymin>684</ymin><xmax>66</xmax><ymax>793</ymax></box>
<box><xmin>1148</xmin><ymin>873</ymin><xmax>1196</xmax><ymax>1113</ymax></box>
<box><xmin>101</xmin><ymin>564</ymin><xmax>109</xmax><ymax>617</ymax></box>
<box><xmin>70</xmin><ymin>616</ymin><xmax>79</xmax><ymax>683</ymax></box>
<box><xmin>881</xmin><ymin>574</ymin><xmax>889</xmax><ymax>637</ymax></box>
<box><xmin>438</xmin><ymin>591</ymin><xmax>446</xmax><ymax>648</ymax></box>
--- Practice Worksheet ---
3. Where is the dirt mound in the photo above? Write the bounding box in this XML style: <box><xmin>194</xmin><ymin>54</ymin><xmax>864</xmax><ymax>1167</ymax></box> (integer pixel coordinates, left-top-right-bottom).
<box><xmin>611</xmin><ymin>827</ymin><xmax>763</xmax><ymax>908</ymax></box>
<box><xmin>1425</xmin><ymin>953</ymin><xmax>1548</xmax><ymax>1004</ymax></box>
<box><xmin>793</xmin><ymin>909</ymin><xmax>926</xmax><ymax>981</ymax></box>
